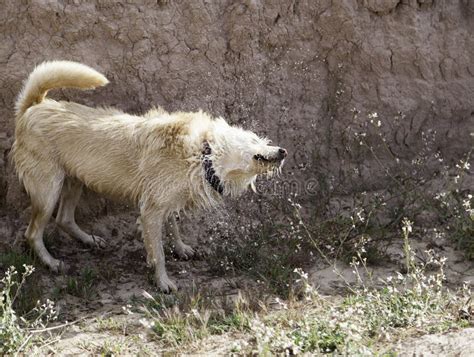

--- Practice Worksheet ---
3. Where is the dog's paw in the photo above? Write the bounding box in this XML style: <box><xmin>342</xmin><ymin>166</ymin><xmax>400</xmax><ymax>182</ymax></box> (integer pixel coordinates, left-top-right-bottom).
<box><xmin>90</xmin><ymin>234</ymin><xmax>106</xmax><ymax>248</ymax></box>
<box><xmin>175</xmin><ymin>243</ymin><xmax>195</xmax><ymax>260</ymax></box>
<box><xmin>157</xmin><ymin>275</ymin><xmax>177</xmax><ymax>293</ymax></box>
<box><xmin>49</xmin><ymin>259</ymin><xmax>68</xmax><ymax>274</ymax></box>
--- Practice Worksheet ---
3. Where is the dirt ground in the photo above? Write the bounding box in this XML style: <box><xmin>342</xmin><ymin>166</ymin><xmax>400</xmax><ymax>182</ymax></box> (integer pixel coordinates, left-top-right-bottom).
<box><xmin>0</xmin><ymin>209</ymin><xmax>261</xmax><ymax>354</ymax></box>
<box><xmin>1</xmin><ymin>208</ymin><xmax>472</xmax><ymax>355</ymax></box>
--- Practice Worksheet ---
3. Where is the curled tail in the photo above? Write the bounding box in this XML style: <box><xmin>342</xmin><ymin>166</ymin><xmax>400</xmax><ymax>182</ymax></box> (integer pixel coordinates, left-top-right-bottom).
<box><xmin>15</xmin><ymin>60</ymin><xmax>109</xmax><ymax>117</ymax></box>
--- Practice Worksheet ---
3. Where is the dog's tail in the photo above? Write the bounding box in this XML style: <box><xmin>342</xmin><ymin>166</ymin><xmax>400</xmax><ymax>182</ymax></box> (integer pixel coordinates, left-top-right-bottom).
<box><xmin>15</xmin><ymin>60</ymin><xmax>109</xmax><ymax>117</ymax></box>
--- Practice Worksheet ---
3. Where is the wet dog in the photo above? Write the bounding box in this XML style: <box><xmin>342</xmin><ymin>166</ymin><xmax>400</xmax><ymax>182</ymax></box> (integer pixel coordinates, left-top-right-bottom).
<box><xmin>12</xmin><ymin>61</ymin><xmax>287</xmax><ymax>291</ymax></box>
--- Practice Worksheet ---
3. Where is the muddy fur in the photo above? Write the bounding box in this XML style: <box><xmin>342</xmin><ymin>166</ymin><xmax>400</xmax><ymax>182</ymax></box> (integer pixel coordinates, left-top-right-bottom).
<box><xmin>11</xmin><ymin>61</ymin><xmax>286</xmax><ymax>292</ymax></box>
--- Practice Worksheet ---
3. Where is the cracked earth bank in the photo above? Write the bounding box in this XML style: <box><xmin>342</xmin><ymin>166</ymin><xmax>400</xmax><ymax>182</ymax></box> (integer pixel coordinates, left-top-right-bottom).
<box><xmin>0</xmin><ymin>0</ymin><xmax>473</xmax><ymax>355</ymax></box>
<box><xmin>1</xmin><ymin>1</ymin><xmax>473</xmax><ymax>209</ymax></box>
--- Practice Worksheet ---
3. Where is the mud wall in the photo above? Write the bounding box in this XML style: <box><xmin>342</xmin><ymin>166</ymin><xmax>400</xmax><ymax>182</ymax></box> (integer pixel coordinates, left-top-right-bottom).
<box><xmin>0</xmin><ymin>0</ymin><xmax>473</xmax><ymax>216</ymax></box>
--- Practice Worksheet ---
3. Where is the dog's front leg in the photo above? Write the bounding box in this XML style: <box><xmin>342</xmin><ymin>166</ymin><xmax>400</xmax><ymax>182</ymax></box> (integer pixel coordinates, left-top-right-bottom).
<box><xmin>140</xmin><ymin>208</ymin><xmax>177</xmax><ymax>293</ymax></box>
<box><xmin>168</xmin><ymin>215</ymin><xmax>195</xmax><ymax>260</ymax></box>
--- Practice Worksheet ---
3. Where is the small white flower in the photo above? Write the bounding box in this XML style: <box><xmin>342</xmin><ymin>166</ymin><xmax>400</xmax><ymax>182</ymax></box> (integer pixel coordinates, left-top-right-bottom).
<box><xmin>139</xmin><ymin>318</ymin><xmax>155</xmax><ymax>329</ymax></box>
<box><xmin>121</xmin><ymin>304</ymin><xmax>133</xmax><ymax>315</ymax></box>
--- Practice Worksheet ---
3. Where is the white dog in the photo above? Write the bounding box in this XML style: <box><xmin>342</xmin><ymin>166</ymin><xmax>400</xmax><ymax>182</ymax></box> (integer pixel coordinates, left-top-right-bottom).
<box><xmin>12</xmin><ymin>61</ymin><xmax>287</xmax><ymax>292</ymax></box>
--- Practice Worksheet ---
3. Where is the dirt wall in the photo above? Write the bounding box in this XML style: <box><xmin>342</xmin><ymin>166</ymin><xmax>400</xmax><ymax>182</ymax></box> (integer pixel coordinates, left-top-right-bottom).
<box><xmin>0</xmin><ymin>0</ymin><xmax>473</xmax><ymax>217</ymax></box>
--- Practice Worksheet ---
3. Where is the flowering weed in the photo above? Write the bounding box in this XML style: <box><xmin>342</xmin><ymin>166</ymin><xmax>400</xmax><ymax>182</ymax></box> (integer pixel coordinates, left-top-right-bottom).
<box><xmin>0</xmin><ymin>265</ymin><xmax>58</xmax><ymax>354</ymax></box>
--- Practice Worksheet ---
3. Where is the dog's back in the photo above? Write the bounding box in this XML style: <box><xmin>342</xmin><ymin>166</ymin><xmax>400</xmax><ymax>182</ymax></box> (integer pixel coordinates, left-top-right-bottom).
<box><xmin>13</xmin><ymin>62</ymin><xmax>158</xmax><ymax>201</ymax></box>
<box><xmin>12</xmin><ymin>61</ymin><xmax>208</xmax><ymax>205</ymax></box>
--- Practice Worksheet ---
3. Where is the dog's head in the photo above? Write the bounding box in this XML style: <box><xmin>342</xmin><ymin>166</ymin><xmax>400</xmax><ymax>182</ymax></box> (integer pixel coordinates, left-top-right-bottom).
<box><xmin>208</xmin><ymin>118</ymin><xmax>287</xmax><ymax>196</ymax></box>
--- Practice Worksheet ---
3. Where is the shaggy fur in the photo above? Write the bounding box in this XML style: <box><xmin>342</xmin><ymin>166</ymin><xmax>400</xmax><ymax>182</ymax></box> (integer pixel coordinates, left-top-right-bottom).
<box><xmin>12</xmin><ymin>61</ymin><xmax>287</xmax><ymax>292</ymax></box>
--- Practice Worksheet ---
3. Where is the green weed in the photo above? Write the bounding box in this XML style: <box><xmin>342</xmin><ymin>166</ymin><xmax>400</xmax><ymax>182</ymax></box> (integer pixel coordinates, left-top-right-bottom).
<box><xmin>0</xmin><ymin>251</ymin><xmax>42</xmax><ymax>314</ymax></box>
<box><xmin>62</xmin><ymin>267</ymin><xmax>98</xmax><ymax>299</ymax></box>
<box><xmin>0</xmin><ymin>265</ymin><xmax>57</xmax><ymax>354</ymax></box>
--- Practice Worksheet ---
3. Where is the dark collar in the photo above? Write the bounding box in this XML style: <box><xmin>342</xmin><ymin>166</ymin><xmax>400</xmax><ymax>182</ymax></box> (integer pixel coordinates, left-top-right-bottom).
<box><xmin>202</xmin><ymin>141</ymin><xmax>224</xmax><ymax>195</ymax></box>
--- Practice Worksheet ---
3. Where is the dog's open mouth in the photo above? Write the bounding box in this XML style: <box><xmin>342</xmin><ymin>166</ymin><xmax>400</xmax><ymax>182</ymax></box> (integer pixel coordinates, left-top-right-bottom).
<box><xmin>254</xmin><ymin>148</ymin><xmax>287</xmax><ymax>164</ymax></box>
<box><xmin>253</xmin><ymin>154</ymin><xmax>280</xmax><ymax>163</ymax></box>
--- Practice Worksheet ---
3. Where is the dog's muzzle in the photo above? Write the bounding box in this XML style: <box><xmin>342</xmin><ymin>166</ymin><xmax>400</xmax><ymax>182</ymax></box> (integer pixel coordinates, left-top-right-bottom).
<box><xmin>277</xmin><ymin>148</ymin><xmax>288</xmax><ymax>160</ymax></box>
<box><xmin>254</xmin><ymin>148</ymin><xmax>287</xmax><ymax>163</ymax></box>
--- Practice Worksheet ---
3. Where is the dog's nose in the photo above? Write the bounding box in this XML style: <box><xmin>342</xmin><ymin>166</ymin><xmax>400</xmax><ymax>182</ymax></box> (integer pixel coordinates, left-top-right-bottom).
<box><xmin>278</xmin><ymin>148</ymin><xmax>288</xmax><ymax>160</ymax></box>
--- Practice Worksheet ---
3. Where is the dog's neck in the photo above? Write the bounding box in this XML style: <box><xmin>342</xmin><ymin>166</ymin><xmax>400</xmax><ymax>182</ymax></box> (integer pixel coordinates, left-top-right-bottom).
<box><xmin>202</xmin><ymin>141</ymin><xmax>224</xmax><ymax>195</ymax></box>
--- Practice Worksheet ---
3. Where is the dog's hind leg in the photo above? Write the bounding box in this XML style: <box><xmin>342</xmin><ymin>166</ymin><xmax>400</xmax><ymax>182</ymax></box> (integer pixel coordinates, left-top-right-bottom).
<box><xmin>23</xmin><ymin>168</ymin><xmax>65</xmax><ymax>272</ymax></box>
<box><xmin>168</xmin><ymin>215</ymin><xmax>195</xmax><ymax>260</ymax></box>
<box><xmin>56</xmin><ymin>177</ymin><xmax>105</xmax><ymax>248</ymax></box>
